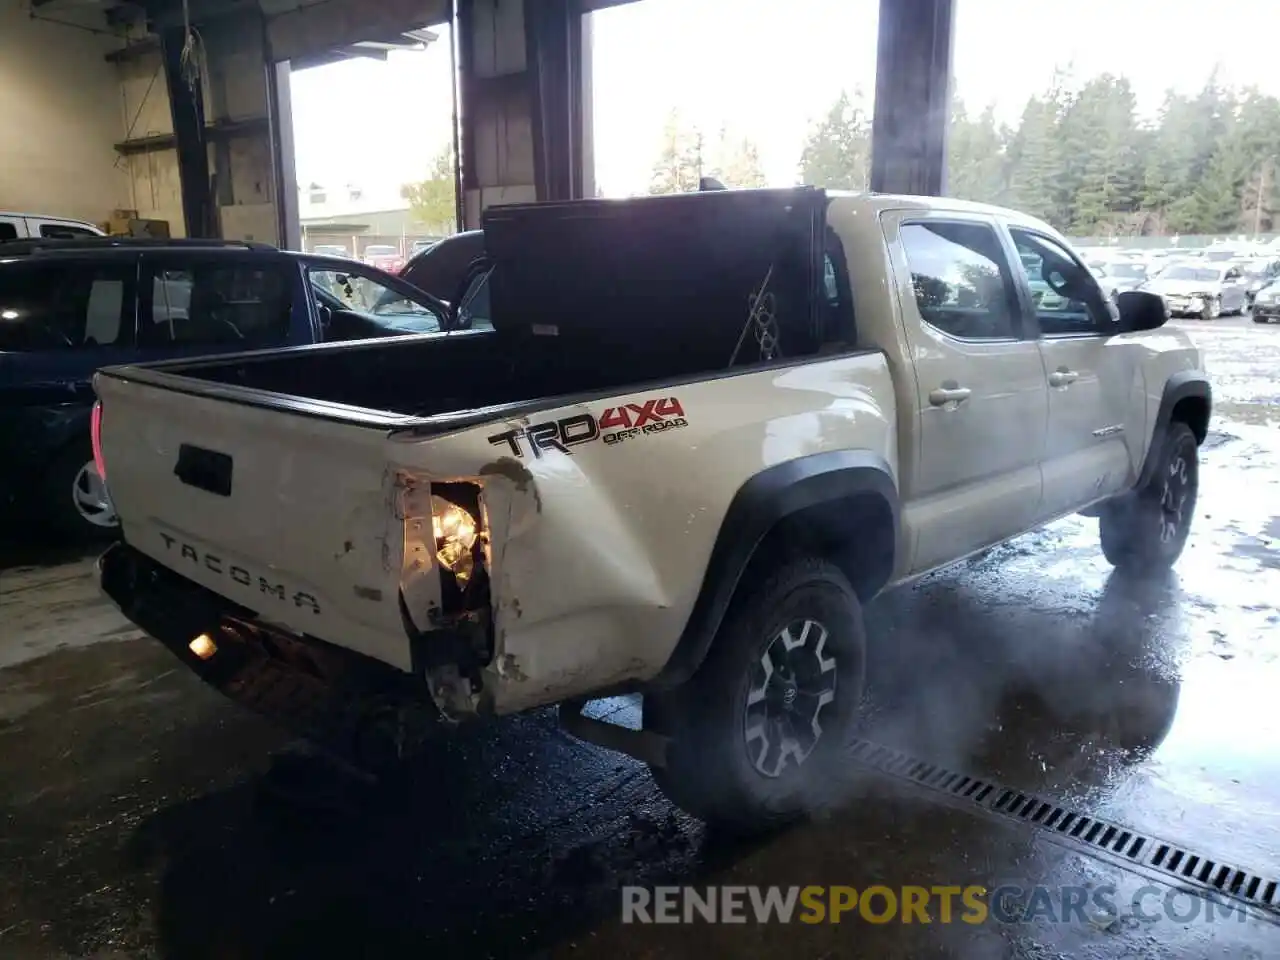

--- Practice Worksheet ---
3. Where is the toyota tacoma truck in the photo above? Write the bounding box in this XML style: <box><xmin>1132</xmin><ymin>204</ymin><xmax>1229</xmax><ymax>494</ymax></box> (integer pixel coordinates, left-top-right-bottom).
<box><xmin>94</xmin><ymin>188</ymin><xmax>1210</xmax><ymax>829</ymax></box>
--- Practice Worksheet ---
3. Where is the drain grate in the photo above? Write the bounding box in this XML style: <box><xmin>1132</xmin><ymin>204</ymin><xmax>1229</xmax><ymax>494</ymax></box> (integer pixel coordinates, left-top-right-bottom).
<box><xmin>848</xmin><ymin>737</ymin><xmax>1280</xmax><ymax>917</ymax></box>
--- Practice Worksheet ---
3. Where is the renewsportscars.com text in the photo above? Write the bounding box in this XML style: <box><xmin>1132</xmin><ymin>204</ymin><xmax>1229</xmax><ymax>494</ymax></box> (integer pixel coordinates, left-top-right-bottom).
<box><xmin>621</xmin><ymin>884</ymin><xmax>1251</xmax><ymax>926</ymax></box>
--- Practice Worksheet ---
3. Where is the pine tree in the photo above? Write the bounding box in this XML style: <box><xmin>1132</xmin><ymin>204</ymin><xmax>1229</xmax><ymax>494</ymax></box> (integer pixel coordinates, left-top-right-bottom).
<box><xmin>708</xmin><ymin>128</ymin><xmax>768</xmax><ymax>188</ymax></box>
<box><xmin>649</xmin><ymin>109</ymin><xmax>704</xmax><ymax>195</ymax></box>
<box><xmin>1006</xmin><ymin>95</ymin><xmax>1061</xmax><ymax>222</ymax></box>
<box><xmin>1064</xmin><ymin>75</ymin><xmax>1140</xmax><ymax>234</ymax></box>
<box><xmin>798</xmin><ymin>90</ymin><xmax>872</xmax><ymax>190</ymax></box>
<box><xmin>948</xmin><ymin>97</ymin><xmax>1010</xmax><ymax>205</ymax></box>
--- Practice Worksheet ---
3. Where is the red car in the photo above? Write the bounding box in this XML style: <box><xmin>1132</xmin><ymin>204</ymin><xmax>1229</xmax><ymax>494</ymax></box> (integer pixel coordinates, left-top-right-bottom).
<box><xmin>362</xmin><ymin>244</ymin><xmax>405</xmax><ymax>274</ymax></box>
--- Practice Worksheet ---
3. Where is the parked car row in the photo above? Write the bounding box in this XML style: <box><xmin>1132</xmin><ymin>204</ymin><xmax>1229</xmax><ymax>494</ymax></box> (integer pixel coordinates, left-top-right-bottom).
<box><xmin>1075</xmin><ymin>242</ymin><xmax>1280</xmax><ymax>322</ymax></box>
<box><xmin>0</xmin><ymin>237</ymin><xmax>454</xmax><ymax>539</ymax></box>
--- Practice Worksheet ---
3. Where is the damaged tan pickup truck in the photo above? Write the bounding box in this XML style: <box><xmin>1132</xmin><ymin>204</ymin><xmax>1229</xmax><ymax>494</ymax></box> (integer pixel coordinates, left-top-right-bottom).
<box><xmin>96</xmin><ymin>188</ymin><xmax>1210</xmax><ymax>828</ymax></box>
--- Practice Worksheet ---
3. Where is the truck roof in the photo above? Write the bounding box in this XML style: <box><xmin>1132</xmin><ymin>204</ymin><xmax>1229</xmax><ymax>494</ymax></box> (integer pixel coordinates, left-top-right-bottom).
<box><xmin>824</xmin><ymin>191</ymin><xmax>1059</xmax><ymax>234</ymax></box>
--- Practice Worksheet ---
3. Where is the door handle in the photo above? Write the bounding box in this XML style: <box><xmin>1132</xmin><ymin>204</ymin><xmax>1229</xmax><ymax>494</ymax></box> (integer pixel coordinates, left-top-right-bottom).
<box><xmin>1049</xmin><ymin>368</ymin><xmax>1079</xmax><ymax>387</ymax></box>
<box><xmin>928</xmin><ymin>385</ymin><xmax>972</xmax><ymax>407</ymax></box>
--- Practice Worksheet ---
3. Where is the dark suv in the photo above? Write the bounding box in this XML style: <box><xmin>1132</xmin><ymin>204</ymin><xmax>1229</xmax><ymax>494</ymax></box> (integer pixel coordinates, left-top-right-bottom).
<box><xmin>0</xmin><ymin>238</ymin><xmax>448</xmax><ymax>538</ymax></box>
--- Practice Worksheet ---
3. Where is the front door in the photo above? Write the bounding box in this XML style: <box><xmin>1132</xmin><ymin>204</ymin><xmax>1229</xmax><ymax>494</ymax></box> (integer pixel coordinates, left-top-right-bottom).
<box><xmin>1005</xmin><ymin>227</ymin><xmax>1135</xmax><ymax>519</ymax></box>
<box><xmin>883</xmin><ymin>212</ymin><xmax>1049</xmax><ymax>575</ymax></box>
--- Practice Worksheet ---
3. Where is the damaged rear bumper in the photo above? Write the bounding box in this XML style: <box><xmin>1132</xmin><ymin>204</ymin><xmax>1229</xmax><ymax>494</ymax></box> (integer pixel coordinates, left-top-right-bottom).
<box><xmin>99</xmin><ymin>542</ymin><xmax>443</xmax><ymax>770</ymax></box>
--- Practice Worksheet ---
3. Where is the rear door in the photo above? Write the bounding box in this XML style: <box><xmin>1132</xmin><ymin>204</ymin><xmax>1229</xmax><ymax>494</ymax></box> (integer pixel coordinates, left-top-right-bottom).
<box><xmin>0</xmin><ymin>256</ymin><xmax>140</xmax><ymax>395</ymax></box>
<box><xmin>882</xmin><ymin>210</ymin><xmax>1048</xmax><ymax>574</ymax></box>
<box><xmin>0</xmin><ymin>256</ymin><xmax>138</xmax><ymax>512</ymax></box>
<box><xmin>1005</xmin><ymin>226</ymin><xmax>1135</xmax><ymax>519</ymax></box>
<box><xmin>137</xmin><ymin>252</ymin><xmax>304</xmax><ymax>361</ymax></box>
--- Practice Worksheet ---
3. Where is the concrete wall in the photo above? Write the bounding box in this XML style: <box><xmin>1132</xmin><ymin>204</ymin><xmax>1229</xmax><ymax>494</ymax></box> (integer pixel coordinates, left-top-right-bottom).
<box><xmin>0</xmin><ymin>0</ymin><xmax>129</xmax><ymax>222</ymax></box>
<box><xmin>115</xmin><ymin>18</ymin><xmax>279</xmax><ymax>240</ymax></box>
<box><xmin>115</xmin><ymin>51</ymin><xmax>186</xmax><ymax>233</ymax></box>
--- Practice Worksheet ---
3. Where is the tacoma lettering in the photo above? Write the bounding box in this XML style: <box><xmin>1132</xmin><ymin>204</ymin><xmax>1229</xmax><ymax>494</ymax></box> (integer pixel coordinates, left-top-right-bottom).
<box><xmin>157</xmin><ymin>533</ymin><xmax>321</xmax><ymax>613</ymax></box>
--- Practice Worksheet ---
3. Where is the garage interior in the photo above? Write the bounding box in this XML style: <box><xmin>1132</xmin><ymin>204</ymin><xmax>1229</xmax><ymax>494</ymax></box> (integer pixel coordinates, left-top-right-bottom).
<box><xmin>1</xmin><ymin>0</ymin><xmax>954</xmax><ymax>246</ymax></box>
<box><xmin>5</xmin><ymin>2</ymin><xmax>1280</xmax><ymax>958</ymax></box>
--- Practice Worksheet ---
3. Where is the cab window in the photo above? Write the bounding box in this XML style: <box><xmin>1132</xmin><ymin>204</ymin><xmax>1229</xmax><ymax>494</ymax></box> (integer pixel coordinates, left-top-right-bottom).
<box><xmin>1009</xmin><ymin>229</ymin><xmax>1113</xmax><ymax>336</ymax></box>
<box><xmin>900</xmin><ymin>220</ymin><xmax>1021</xmax><ymax>341</ymax></box>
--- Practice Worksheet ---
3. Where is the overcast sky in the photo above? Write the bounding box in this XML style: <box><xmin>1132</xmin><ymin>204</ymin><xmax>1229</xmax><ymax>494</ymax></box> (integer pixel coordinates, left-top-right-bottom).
<box><xmin>290</xmin><ymin>0</ymin><xmax>1280</xmax><ymax>199</ymax></box>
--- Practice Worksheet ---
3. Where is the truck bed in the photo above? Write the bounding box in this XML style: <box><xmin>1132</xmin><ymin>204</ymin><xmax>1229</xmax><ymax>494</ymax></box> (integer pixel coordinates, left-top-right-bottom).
<box><xmin>124</xmin><ymin>321</ymin><xmax>754</xmax><ymax>426</ymax></box>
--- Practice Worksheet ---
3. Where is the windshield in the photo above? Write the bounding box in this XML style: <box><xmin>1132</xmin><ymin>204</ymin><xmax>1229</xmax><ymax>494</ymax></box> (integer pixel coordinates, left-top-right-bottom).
<box><xmin>1103</xmin><ymin>262</ymin><xmax>1146</xmax><ymax>278</ymax></box>
<box><xmin>364</xmin><ymin>246</ymin><xmax>398</xmax><ymax>257</ymax></box>
<box><xmin>1161</xmin><ymin>266</ymin><xmax>1221</xmax><ymax>282</ymax></box>
<box><xmin>1204</xmin><ymin>249</ymin><xmax>1236</xmax><ymax>262</ymax></box>
<box><xmin>309</xmin><ymin>266</ymin><xmax>443</xmax><ymax>338</ymax></box>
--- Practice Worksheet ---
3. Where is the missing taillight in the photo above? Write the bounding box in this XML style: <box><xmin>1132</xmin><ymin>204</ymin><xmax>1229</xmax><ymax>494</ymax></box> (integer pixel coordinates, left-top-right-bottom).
<box><xmin>90</xmin><ymin>401</ymin><xmax>106</xmax><ymax>481</ymax></box>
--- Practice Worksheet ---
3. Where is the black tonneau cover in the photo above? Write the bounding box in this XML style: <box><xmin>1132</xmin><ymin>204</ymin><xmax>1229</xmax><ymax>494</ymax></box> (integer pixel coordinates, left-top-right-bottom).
<box><xmin>480</xmin><ymin>188</ymin><xmax>827</xmax><ymax>359</ymax></box>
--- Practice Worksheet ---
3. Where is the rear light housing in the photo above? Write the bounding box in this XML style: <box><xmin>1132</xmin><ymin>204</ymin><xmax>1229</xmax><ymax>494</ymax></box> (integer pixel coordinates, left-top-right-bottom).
<box><xmin>90</xmin><ymin>401</ymin><xmax>106</xmax><ymax>481</ymax></box>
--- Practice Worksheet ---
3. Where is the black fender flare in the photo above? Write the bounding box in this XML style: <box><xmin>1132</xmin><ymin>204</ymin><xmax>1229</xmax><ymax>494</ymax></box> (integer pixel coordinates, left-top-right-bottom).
<box><xmin>650</xmin><ymin>450</ymin><xmax>898</xmax><ymax>690</ymax></box>
<box><xmin>1136</xmin><ymin>371</ymin><xmax>1211</xmax><ymax>490</ymax></box>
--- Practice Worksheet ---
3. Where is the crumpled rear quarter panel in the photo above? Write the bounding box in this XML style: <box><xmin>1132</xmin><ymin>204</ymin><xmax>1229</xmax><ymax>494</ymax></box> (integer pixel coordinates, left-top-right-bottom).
<box><xmin>391</xmin><ymin>352</ymin><xmax>897</xmax><ymax>714</ymax></box>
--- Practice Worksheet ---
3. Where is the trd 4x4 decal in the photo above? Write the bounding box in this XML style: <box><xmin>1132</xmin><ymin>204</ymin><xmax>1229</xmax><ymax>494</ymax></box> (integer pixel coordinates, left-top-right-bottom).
<box><xmin>488</xmin><ymin>397</ymin><xmax>688</xmax><ymax>459</ymax></box>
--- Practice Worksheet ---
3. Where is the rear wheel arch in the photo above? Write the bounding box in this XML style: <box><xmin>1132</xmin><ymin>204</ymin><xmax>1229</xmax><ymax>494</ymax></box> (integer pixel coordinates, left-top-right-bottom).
<box><xmin>650</xmin><ymin>451</ymin><xmax>898</xmax><ymax>691</ymax></box>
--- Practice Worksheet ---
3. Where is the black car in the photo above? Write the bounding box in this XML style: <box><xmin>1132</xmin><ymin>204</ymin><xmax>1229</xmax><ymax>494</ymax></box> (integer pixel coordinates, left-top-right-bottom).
<box><xmin>0</xmin><ymin>237</ymin><xmax>449</xmax><ymax>538</ymax></box>
<box><xmin>1252</xmin><ymin>278</ymin><xmax>1280</xmax><ymax>323</ymax></box>
<box><xmin>399</xmin><ymin>229</ymin><xmax>486</xmax><ymax>301</ymax></box>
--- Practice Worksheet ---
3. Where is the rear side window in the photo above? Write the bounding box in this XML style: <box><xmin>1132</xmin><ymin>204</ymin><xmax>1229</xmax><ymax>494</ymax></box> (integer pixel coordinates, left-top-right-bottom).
<box><xmin>39</xmin><ymin>223</ymin><xmax>99</xmax><ymax>239</ymax></box>
<box><xmin>900</xmin><ymin>221</ymin><xmax>1020</xmax><ymax>340</ymax></box>
<box><xmin>820</xmin><ymin>224</ymin><xmax>856</xmax><ymax>346</ymax></box>
<box><xmin>0</xmin><ymin>263</ymin><xmax>132</xmax><ymax>352</ymax></box>
<box><xmin>142</xmin><ymin>260</ymin><xmax>293</xmax><ymax>348</ymax></box>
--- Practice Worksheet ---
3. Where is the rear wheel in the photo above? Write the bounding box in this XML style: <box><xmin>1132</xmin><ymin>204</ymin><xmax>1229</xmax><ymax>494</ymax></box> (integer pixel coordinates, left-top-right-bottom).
<box><xmin>43</xmin><ymin>444</ymin><xmax>118</xmax><ymax>540</ymax></box>
<box><xmin>1099</xmin><ymin>422</ymin><xmax>1198</xmax><ymax>573</ymax></box>
<box><xmin>645</xmin><ymin>556</ymin><xmax>865</xmax><ymax>831</ymax></box>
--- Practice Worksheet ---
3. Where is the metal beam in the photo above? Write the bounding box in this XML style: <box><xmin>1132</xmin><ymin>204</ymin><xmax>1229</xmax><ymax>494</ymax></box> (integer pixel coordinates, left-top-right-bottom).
<box><xmin>266</xmin><ymin>58</ymin><xmax>301</xmax><ymax>251</ymax></box>
<box><xmin>113</xmin><ymin>117</ymin><xmax>271</xmax><ymax>156</ymax></box>
<box><xmin>869</xmin><ymin>0</ymin><xmax>955</xmax><ymax>197</ymax></box>
<box><xmin>526</xmin><ymin>0</ymin><xmax>583</xmax><ymax>202</ymax></box>
<box><xmin>266</xmin><ymin>0</ymin><xmax>449</xmax><ymax>62</ymax></box>
<box><xmin>105</xmin><ymin>37</ymin><xmax>160</xmax><ymax>63</ymax></box>
<box><xmin>456</xmin><ymin>0</ymin><xmax>592</xmax><ymax>225</ymax></box>
<box><xmin>160</xmin><ymin>24</ymin><xmax>216</xmax><ymax>237</ymax></box>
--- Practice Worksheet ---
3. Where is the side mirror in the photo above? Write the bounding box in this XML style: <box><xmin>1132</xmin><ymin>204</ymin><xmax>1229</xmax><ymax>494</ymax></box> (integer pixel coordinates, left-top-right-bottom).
<box><xmin>1116</xmin><ymin>290</ymin><xmax>1167</xmax><ymax>333</ymax></box>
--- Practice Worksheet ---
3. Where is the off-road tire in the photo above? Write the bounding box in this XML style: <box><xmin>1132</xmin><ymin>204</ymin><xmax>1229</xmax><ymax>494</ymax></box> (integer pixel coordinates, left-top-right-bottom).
<box><xmin>1099</xmin><ymin>421</ymin><xmax>1198</xmax><ymax>573</ymax></box>
<box><xmin>644</xmin><ymin>556</ymin><xmax>866</xmax><ymax>832</ymax></box>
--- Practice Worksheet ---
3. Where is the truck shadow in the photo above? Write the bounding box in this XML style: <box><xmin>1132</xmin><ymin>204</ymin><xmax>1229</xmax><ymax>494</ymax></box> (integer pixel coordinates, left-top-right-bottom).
<box><xmin>124</xmin><ymin>570</ymin><xmax>1182</xmax><ymax>959</ymax></box>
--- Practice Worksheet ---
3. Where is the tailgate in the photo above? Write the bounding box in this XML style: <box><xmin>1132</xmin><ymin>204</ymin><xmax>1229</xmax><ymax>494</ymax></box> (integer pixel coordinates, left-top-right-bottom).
<box><xmin>94</xmin><ymin>371</ymin><xmax>428</xmax><ymax>671</ymax></box>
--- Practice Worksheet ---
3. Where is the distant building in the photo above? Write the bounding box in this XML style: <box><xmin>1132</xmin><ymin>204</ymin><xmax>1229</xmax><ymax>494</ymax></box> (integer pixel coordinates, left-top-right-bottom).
<box><xmin>297</xmin><ymin>180</ymin><xmax>454</xmax><ymax>256</ymax></box>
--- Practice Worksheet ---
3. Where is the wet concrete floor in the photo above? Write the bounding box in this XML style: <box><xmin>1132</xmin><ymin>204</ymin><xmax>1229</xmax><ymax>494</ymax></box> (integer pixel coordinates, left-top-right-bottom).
<box><xmin>1</xmin><ymin>316</ymin><xmax>1278</xmax><ymax>958</ymax></box>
